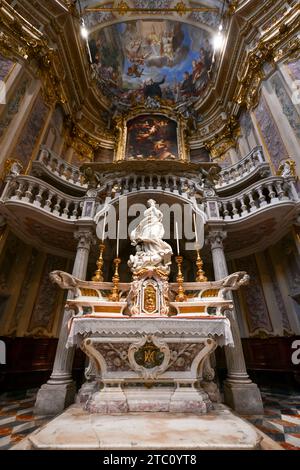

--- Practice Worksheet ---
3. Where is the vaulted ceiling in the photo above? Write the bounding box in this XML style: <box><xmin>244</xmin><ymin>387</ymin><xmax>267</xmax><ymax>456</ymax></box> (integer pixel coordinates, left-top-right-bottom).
<box><xmin>0</xmin><ymin>0</ymin><xmax>298</xmax><ymax>152</ymax></box>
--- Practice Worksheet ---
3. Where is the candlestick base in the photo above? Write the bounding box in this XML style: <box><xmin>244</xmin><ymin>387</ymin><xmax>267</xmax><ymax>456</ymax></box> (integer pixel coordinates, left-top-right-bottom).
<box><xmin>92</xmin><ymin>243</ymin><xmax>105</xmax><ymax>282</ymax></box>
<box><xmin>110</xmin><ymin>257</ymin><xmax>121</xmax><ymax>302</ymax></box>
<box><xmin>195</xmin><ymin>250</ymin><xmax>208</xmax><ymax>283</ymax></box>
<box><xmin>175</xmin><ymin>255</ymin><xmax>187</xmax><ymax>302</ymax></box>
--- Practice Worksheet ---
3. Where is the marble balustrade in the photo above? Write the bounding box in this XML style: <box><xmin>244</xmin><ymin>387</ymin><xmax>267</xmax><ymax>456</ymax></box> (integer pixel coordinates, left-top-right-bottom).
<box><xmin>1</xmin><ymin>175</ymin><xmax>83</xmax><ymax>220</ymax></box>
<box><xmin>34</xmin><ymin>146</ymin><xmax>87</xmax><ymax>189</ymax></box>
<box><xmin>1</xmin><ymin>174</ymin><xmax>299</xmax><ymax>224</ymax></box>
<box><xmin>33</xmin><ymin>145</ymin><xmax>270</xmax><ymax>194</ymax></box>
<box><xmin>214</xmin><ymin>176</ymin><xmax>299</xmax><ymax>221</ymax></box>
<box><xmin>216</xmin><ymin>146</ymin><xmax>268</xmax><ymax>190</ymax></box>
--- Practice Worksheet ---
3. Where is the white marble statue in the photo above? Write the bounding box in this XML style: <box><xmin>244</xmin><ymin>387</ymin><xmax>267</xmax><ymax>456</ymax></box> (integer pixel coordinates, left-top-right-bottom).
<box><xmin>128</xmin><ymin>199</ymin><xmax>173</xmax><ymax>272</ymax></box>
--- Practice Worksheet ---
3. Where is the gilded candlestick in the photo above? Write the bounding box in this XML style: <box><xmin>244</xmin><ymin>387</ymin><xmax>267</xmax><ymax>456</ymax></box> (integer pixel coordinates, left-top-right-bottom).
<box><xmin>92</xmin><ymin>243</ymin><xmax>105</xmax><ymax>282</ymax></box>
<box><xmin>175</xmin><ymin>255</ymin><xmax>187</xmax><ymax>302</ymax></box>
<box><xmin>195</xmin><ymin>249</ymin><xmax>208</xmax><ymax>282</ymax></box>
<box><xmin>110</xmin><ymin>257</ymin><xmax>121</xmax><ymax>302</ymax></box>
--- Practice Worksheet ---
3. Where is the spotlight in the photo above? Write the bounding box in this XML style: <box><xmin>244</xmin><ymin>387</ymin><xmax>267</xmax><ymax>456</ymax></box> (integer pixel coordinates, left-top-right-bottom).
<box><xmin>80</xmin><ymin>20</ymin><xmax>88</xmax><ymax>39</ymax></box>
<box><xmin>213</xmin><ymin>31</ymin><xmax>224</xmax><ymax>51</ymax></box>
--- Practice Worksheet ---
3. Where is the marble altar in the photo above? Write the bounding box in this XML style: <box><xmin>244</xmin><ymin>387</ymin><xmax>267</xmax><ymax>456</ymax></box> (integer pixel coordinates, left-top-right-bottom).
<box><xmin>49</xmin><ymin>199</ymin><xmax>250</xmax><ymax>415</ymax></box>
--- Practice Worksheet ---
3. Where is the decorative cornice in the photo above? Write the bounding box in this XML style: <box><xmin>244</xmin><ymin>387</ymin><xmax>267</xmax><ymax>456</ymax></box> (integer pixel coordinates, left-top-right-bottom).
<box><xmin>0</xmin><ymin>0</ymin><xmax>65</xmax><ymax>106</ymax></box>
<box><xmin>83</xmin><ymin>1</ymin><xmax>219</xmax><ymax>16</ymax></box>
<box><xmin>233</xmin><ymin>6</ymin><xmax>300</xmax><ymax>109</ymax></box>
<box><xmin>204</xmin><ymin>117</ymin><xmax>240</xmax><ymax>159</ymax></box>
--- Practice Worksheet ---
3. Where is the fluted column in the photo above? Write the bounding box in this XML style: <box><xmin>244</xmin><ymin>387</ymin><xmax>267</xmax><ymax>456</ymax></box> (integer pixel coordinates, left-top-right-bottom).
<box><xmin>34</xmin><ymin>228</ymin><xmax>96</xmax><ymax>415</ymax></box>
<box><xmin>207</xmin><ymin>230</ymin><xmax>263</xmax><ymax>414</ymax></box>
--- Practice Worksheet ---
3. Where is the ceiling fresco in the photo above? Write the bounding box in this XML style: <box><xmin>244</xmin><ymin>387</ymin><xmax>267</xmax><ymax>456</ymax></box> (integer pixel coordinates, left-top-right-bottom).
<box><xmin>89</xmin><ymin>20</ymin><xmax>214</xmax><ymax>109</ymax></box>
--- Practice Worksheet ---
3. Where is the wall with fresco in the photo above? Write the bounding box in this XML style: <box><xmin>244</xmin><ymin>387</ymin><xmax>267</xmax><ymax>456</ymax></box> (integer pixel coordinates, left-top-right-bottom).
<box><xmin>12</xmin><ymin>93</ymin><xmax>49</xmax><ymax>169</ymax></box>
<box><xmin>0</xmin><ymin>55</ymin><xmax>14</xmax><ymax>82</ymax></box>
<box><xmin>0</xmin><ymin>231</ymin><xmax>69</xmax><ymax>338</ymax></box>
<box><xmin>232</xmin><ymin>235</ymin><xmax>300</xmax><ymax>338</ymax></box>
<box><xmin>235</xmin><ymin>58</ymin><xmax>300</xmax><ymax>173</ymax></box>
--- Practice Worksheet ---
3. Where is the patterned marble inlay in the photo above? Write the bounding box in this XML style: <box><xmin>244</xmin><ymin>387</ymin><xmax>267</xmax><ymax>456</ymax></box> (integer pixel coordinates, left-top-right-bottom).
<box><xmin>254</xmin><ymin>95</ymin><xmax>288</xmax><ymax>169</ymax></box>
<box><xmin>13</xmin><ymin>94</ymin><xmax>48</xmax><ymax>168</ymax></box>
<box><xmin>0</xmin><ymin>56</ymin><xmax>14</xmax><ymax>82</ymax></box>
<box><xmin>271</xmin><ymin>74</ymin><xmax>300</xmax><ymax>141</ymax></box>
<box><xmin>235</xmin><ymin>255</ymin><xmax>273</xmax><ymax>335</ymax></box>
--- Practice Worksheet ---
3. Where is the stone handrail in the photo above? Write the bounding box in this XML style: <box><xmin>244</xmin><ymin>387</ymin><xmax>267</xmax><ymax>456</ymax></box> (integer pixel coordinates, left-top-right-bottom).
<box><xmin>216</xmin><ymin>146</ymin><xmax>269</xmax><ymax>190</ymax></box>
<box><xmin>33</xmin><ymin>146</ymin><xmax>270</xmax><ymax>194</ymax></box>
<box><xmin>33</xmin><ymin>146</ymin><xmax>87</xmax><ymax>190</ymax></box>
<box><xmin>1</xmin><ymin>175</ymin><xmax>83</xmax><ymax>220</ymax></box>
<box><xmin>1</xmin><ymin>174</ymin><xmax>298</xmax><ymax>224</ymax></box>
<box><xmin>213</xmin><ymin>176</ymin><xmax>299</xmax><ymax>221</ymax></box>
<box><xmin>97</xmin><ymin>173</ymin><xmax>203</xmax><ymax>202</ymax></box>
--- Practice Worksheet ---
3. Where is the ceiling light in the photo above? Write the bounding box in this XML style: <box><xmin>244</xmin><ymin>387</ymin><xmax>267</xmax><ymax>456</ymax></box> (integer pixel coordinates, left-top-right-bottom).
<box><xmin>80</xmin><ymin>20</ymin><xmax>88</xmax><ymax>39</ymax></box>
<box><xmin>213</xmin><ymin>31</ymin><xmax>224</xmax><ymax>51</ymax></box>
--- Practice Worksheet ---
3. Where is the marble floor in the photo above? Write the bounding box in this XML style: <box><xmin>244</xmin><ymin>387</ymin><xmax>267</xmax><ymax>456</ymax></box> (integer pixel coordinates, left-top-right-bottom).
<box><xmin>0</xmin><ymin>387</ymin><xmax>299</xmax><ymax>450</ymax></box>
<box><xmin>244</xmin><ymin>388</ymin><xmax>300</xmax><ymax>451</ymax></box>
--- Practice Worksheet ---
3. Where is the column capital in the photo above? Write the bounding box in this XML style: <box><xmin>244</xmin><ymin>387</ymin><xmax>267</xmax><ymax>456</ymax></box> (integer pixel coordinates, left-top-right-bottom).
<box><xmin>74</xmin><ymin>228</ymin><xmax>96</xmax><ymax>250</ymax></box>
<box><xmin>206</xmin><ymin>230</ymin><xmax>227</xmax><ymax>250</ymax></box>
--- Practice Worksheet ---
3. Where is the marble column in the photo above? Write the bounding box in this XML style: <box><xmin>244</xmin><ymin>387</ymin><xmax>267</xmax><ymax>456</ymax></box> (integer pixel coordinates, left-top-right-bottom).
<box><xmin>207</xmin><ymin>230</ymin><xmax>263</xmax><ymax>414</ymax></box>
<box><xmin>34</xmin><ymin>228</ymin><xmax>95</xmax><ymax>415</ymax></box>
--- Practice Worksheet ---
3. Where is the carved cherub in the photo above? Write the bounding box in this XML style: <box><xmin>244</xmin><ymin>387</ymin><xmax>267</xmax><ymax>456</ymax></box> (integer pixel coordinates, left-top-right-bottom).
<box><xmin>80</xmin><ymin>166</ymin><xmax>101</xmax><ymax>189</ymax></box>
<box><xmin>277</xmin><ymin>159</ymin><xmax>296</xmax><ymax>178</ymax></box>
<box><xmin>200</xmin><ymin>165</ymin><xmax>221</xmax><ymax>188</ymax></box>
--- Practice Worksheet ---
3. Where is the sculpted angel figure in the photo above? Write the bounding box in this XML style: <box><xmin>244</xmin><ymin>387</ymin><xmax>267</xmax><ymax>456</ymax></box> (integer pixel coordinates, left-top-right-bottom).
<box><xmin>128</xmin><ymin>199</ymin><xmax>173</xmax><ymax>272</ymax></box>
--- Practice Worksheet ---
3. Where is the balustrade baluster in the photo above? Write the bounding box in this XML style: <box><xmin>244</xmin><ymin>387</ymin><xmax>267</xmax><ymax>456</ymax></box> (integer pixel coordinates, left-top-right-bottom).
<box><xmin>267</xmin><ymin>184</ymin><xmax>276</xmax><ymax>202</ymax></box>
<box><xmin>62</xmin><ymin>201</ymin><xmax>70</xmax><ymax>219</ymax></box>
<box><xmin>223</xmin><ymin>202</ymin><xmax>230</xmax><ymax>220</ymax></box>
<box><xmin>14</xmin><ymin>182</ymin><xmax>25</xmax><ymax>200</ymax></box>
<box><xmin>22</xmin><ymin>183</ymin><xmax>34</xmax><ymax>202</ymax></box>
<box><xmin>124</xmin><ymin>177</ymin><xmax>129</xmax><ymax>193</ymax></box>
<box><xmin>33</xmin><ymin>186</ymin><xmax>44</xmax><ymax>207</ymax></box>
<box><xmin>171</xmin><ymin>176</ymin><xmax>177</xmax><ymax>193</ymax></box>
<box><xmin>73</xmin><ymin>171</ymin><xmax>80</xmax><ymax>184</ymax></box>
<box><xmin>232</xmin><ymin>199</ymin><xmax>240</xmax><ymax>219</ymax></box>
<box><xmin>44</xmin><ymin>191</ymin><xmax>53</xmax><ymax>212</ymax></box>
<box><xmin>248</xmin><ymin>191</ymin><xmax>257</xmax><ymax>212</ymax></box>
<box><xmin>257</xmin><ymin>187</ymin><xmax>267</xmax><ymax>206</ymax></box>
<box><xmin>53</xmin><ymin>197</ymin><xmax>62</xmax><ymax>216</ymax></box>
<box><xmin>241</xmin><ymin>195</ymin><xmax>248</xmax><ymax>215</ymax></box>
<box><xmin>72</xmin><ymin>202</ymin><xmax>79</xmax><ymax>219</ymax></box>
<box><xmin>157</xmin><ymin>175</ymin><xmax>162</xmax><ymax>190</ymax></box>
<box><xmin>132</xmin><ymin>175</ymin><xmax>137</xmax><ymax>190</ymax></box>
<box><xmin>275</xmin><ymin>181</ymin><xmax>288</xmax><ymax>200</ymax></box>
<box><xmin>149</xmin><ymin>175</ymin><xmax>153</xmax><ymax>189</ymax></box>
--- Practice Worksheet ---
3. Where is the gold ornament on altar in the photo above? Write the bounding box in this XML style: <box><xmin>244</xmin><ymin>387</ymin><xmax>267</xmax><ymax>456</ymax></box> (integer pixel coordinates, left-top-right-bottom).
<box><xmin>92</xmin><ymin>243</ymin><xmax>105</xmax><ymax>282</ymax></box>
<box><xmin>175</xmin><ymin>255</ymin><xmax>187</xmax><ymax>302</ymax></box>
<box><xmin>110</xmin><ymin>257</ymin><xmax>121</xmax><ymax>302</ymax></box>
<box><xmin>196</xmin><ymin>250</ymin><xmax>208</xmax><ymax>283</ymax></box>
<box><xmin>143</xmin><ymin>284</ymin><xmax>157</xmax><ymax>314</ymax></box>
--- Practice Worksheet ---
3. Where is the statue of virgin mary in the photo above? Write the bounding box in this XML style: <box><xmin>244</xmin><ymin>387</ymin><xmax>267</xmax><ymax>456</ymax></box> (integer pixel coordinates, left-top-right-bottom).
<box><xmin>128</xmin><ymin>199</ymin><xmax>173</xmax><ymax>272</ymax></box>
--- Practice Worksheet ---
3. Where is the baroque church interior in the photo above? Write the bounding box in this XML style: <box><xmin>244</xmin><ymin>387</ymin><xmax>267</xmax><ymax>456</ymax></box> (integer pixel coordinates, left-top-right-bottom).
<box><xmin>0</xmin><ymin>0</ymin><xmax>300</xmax><ymax>452</ymax></box>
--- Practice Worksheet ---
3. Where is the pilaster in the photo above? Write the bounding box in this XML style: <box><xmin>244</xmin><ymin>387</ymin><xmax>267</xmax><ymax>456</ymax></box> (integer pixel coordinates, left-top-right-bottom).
<box><xmin>34</xmin><ymin>227</ymin><xmax>96</xmax><ymax>415</ymax></box>
<box><xmin>207</xmin><ymin>230</ymin><xmax>263</xmax><ymax>414</ymax></box>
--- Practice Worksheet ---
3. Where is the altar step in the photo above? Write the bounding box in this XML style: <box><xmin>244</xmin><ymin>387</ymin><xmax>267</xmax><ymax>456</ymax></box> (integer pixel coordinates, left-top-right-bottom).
<box><xmin>11</xmin><ymin>404</ymin><xmax>282</xmax><ymax>450</ymax></box>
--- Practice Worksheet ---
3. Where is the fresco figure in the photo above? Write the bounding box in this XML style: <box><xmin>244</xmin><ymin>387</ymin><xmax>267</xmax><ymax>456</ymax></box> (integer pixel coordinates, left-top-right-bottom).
<box><xmin>89</xmin><ymin>20</ymin><xmax>214</xmax><ymax>107</ymax></box>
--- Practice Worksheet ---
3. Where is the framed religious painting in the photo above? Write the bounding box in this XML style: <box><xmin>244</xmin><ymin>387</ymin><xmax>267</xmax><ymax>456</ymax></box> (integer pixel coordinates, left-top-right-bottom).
<box><xmin>126</xmin><ymin>115</ymin><xmax>178</xmax><ymax>161</ymax></box>
<box><xmin>115</xmin><ymin>113</ymin><xmax>189</xmax><ymax>161</ymax></box>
